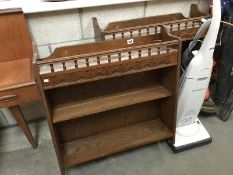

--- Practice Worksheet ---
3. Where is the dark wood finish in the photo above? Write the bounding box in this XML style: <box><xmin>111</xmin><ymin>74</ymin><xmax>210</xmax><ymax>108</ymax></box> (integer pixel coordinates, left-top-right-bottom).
<box><xmin>159</xmin><ymin>67</ymin><xmax>180</xmax><ymax>142</ymax></box>
<box><xmin>37</xmin><ymin>27</ymin><xmax>179</xmax><ymax>89</ymax></box>
<box><xmin>56</xmin><ymin>101</ymin><xmax>160</xmax><ymax>143</ymax></box>
<box><xmin>93</xmin><ymin>4</ymin><xmax>209</xmax><ymax>41</ymax></box>
<box><xmin>9</xmin><ymin>106</ymin><xmax>38</xmax><ymax>149</ymax></box>
<box><xmin>93</xmin><ymin>17</ymin><xmax>104</xmax><ymax>41</ymax></box>
<box><xmin>0</xmin><ymin>9</ymin><xmax>40</xmax><ymax>149</ymax></box>
<box><xmin>34</xmin><ymin>65</ymin><xmax>66</xmax><ymax>175</ymax></box>
<box><xmin>36</xmin><ymin>25</ymin><xmax>180</xmax><ymax>174</ymax></box>
<box><xmin>47</xmin><ymin>70</ymin><xmax>161</xmax><ymax>106</ymax></box>
<box><xmin>40</xmin><ymin>52</ymin><xmax>177</xmax><ymax>90</ymax></box>
<box><xmin>53</xmin><ymin>85</ymin><xmax>172</xmax><ymax>123</ymax></box>
<box><xmin>63</xmin><ymin>119</ymin><xmax>172</xmax><ymax>168</ymax></box>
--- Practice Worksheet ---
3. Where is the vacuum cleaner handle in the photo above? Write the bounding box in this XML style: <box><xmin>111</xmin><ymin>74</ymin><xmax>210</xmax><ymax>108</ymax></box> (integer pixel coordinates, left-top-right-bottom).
<box><xmin>196</xmin><ymin>0</ymin><xmax>221</xmax><ymax>66</ymax></box>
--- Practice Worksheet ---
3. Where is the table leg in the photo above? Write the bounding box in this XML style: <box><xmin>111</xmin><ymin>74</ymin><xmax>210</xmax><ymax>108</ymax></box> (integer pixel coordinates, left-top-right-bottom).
<box><xmin>9</xmin><ymin>105</ymin><xmax>38</xmax><ymax>149</ymax></box>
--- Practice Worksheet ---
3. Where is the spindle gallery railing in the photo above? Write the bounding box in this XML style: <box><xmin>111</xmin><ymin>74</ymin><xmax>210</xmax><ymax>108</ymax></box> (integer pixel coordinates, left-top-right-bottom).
<box><xmin>38</xmin><ymin>43</ymin><xmax>177</xmax><ymax>74</ymax></box>
<box><xmin>103</xmin><ymin>18</ymin><xmax>203</xmax><ymax>41</ymax></box>
<box><xmin>37</xmin><ymin>28</ymin><xmax>180</xmax><ymax>89</ymax></box>
<box><xmin>93</xmin><ymin>4</ymin><xmax>210</xmax><ymax>41</ymax></box>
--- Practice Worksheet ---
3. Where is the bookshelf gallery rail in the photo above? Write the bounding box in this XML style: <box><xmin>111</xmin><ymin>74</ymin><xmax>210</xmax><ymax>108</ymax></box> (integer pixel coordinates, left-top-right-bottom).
<box><xmin>93</xmin><ymin>4</ymin><xmax>210</xmax><ymax>41</ymax></box>
<box><xmin>37</xmin><ymin>25</ymin><xmax>179</xmax><ymax>89</ymax></box>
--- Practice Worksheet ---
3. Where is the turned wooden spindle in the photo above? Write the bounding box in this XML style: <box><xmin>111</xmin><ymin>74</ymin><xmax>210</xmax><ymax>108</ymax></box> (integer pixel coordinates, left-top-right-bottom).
<box><xmin>108</xmin><ymin>55</ymin><xmax>111</xmax><ymax>63</ymax></box>
<box><xmin>178</xmin><ymin>23</ymin><xmax>181</xmax><ymax>31</ymax></box>
<box><xmin>157</xmin><ymin>47</ymin><xmax>161</xmax><ymax>55</ymax></box>
<box><xmin>85</xmin><ymin>58</ymin><xmax>89</xmax><ymax>66</ymax></box>
<box><xmin>74</xmin><ymin>60</ymin><xmax>78</xmax><ymax>68</ymax></box>
<box><xmin>138</xmin><ymin>50</ymin><xmax>141</xmax><ymax>57</ymax></box>
<box><xmin>146</xmin><ymin>28</ymin><xmax>150</xmax><ymax>35</ymax></box>
<box><xmin>62</xmin><ymin>62</ymin><xmax>66</xmax><ymax>70</ymax></box>
<box><xmin>148</xmin><ymin>48</ymin><xmax>151</xmax><ymax>56</ymax></box>
<box><xmin>112</xmin><ymin>34</ymin><xmax>116</xmax><ymax>40</ymax></box>
<box><xmin>138</xmin><ymin>29</ymin><xmax>141</xmax><ymax>36</ymax></box>
<box><xmin>130</xmin><ymin>31</ymin><xmax>133</xmax><ymax>37</ymax></box>
<box><xmin>97</xmin><ymin>57</ymin><xmax>100</xmax><ymax>64</ymax></box>
<box><xmin>118</xmin><ymin>53</ymin><xmax>121</xmax><ymax>61</ymax></box>
<box><xmin>128</xmin><ymin>51</ymin><xmax>132</xmax><ymax>59</ymax></box>
<box><xmin>50</xmin><ymin>64</ymin><xmax>55</xmax><ymax>72</ymax></box>
<box><xmin>170</xmin><ymin>24</ymin><xmax>173</xmax><ymax>31</ymax></box>
<box><xmin>154</xmin><ymin>27</ymin><xmax>157</xmax><ymax>34</ymax></box>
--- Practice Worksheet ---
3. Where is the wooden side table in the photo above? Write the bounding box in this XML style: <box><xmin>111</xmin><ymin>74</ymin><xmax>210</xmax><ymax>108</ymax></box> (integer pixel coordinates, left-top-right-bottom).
<box><xmin>0</xmin><ymin>9</ymin><xmax>41</xmax><ymax>149</ymax></box>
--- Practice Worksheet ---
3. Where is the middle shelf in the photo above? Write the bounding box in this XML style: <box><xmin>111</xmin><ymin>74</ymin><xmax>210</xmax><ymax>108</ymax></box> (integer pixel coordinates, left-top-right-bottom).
<box><xmin>52</xmin><ymin>84</ymin><xmax>172</xmax><ymax>123</ymax></box>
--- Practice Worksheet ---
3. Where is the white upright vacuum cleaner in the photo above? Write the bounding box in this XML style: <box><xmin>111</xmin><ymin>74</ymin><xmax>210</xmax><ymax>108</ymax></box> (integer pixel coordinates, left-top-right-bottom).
<box><xmin>169</xmin><ymin>0</ymin><xmax>221</xmax><ymax>152</ymax></box>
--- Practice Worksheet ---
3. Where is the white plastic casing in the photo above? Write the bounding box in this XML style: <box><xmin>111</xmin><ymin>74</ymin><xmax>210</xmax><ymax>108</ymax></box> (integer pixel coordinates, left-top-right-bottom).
<box><xmin>177</xmin><ymin>0</ymin><xmax>221</xmax><ymax>128</ymax></box>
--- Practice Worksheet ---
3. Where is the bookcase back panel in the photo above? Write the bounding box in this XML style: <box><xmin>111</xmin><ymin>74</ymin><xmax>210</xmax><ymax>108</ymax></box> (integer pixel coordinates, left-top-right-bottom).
<box><xmin>56</xmin><ymin>101</ymin><xmax>159</xmax><ymax>143</ymax></box>
<box><xmin>47</xmin><ymin>70</ymin><xmax>161</xmax><ymax>107</ymax></box>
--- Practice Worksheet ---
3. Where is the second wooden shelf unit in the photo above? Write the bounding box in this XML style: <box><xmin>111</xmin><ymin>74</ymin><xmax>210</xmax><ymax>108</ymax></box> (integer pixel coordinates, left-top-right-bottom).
<box><xmin>93</xmin><ymin>4</ymin><xmax>209</xmax><ymax>42</ymax></box>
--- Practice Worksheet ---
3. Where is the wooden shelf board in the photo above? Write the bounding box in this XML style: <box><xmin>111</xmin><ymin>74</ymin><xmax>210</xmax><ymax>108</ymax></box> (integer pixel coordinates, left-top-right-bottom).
<box><xmin>52</xmin><ymin>85</ymin><xmax>172</xmax><ymax>123</ymax></box>
<box><xmin>62</xmin><ymin>119</ymin><xmax>173</xmax><ymax>168</ymax></box>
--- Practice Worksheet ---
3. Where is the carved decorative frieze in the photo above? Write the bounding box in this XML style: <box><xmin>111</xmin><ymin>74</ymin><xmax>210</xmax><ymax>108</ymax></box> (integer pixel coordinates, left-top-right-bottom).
<box><xmin>41</xmin><ymin>53</ymin><xmax>177</xmax><ymax>89</ymax></box>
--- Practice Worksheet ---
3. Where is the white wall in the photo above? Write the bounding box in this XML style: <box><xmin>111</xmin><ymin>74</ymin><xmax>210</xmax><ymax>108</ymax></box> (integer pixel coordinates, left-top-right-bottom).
<box><xmin>0</xmin><ymin>0</ymin><xmax>208</xmax><ymax>126</ymax></box>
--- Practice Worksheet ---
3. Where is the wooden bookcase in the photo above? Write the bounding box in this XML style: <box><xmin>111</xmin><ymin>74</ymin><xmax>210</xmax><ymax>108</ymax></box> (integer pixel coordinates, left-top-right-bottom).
<box><xmin>36</xmin><ymin>25</ymin><xmax>180</xmax><ymax>174</ymax></box>
<box><xmin>93</xmin><ymin>4</ymin><xmax>209</xmax><ymax>42</ymax></box>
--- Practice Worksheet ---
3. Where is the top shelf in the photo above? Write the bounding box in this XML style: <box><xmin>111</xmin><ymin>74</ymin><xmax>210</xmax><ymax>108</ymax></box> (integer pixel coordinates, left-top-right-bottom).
<box><xmin>37</xmin><ymin>28</ymin><xmax>179</xmax><ymax>90</ymax></box>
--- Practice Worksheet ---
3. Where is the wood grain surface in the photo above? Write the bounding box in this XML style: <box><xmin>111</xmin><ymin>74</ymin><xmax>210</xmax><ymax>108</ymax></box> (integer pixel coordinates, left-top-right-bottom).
<box><xmin>63</xmin><ymin>119</ymin><xmax>172</xmax><ymax>168</ymax></box>
<box><xmin>53</xmin><ymin>85</ymin><xmax>172</xmax><ymax>123</ymax></box>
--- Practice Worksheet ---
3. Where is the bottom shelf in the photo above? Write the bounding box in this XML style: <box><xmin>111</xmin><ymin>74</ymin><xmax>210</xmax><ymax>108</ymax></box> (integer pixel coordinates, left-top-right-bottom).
<box><xmin>63</xmin><ymin>119</ymin><xmax>173</xmax><ymax>168</ymax></box>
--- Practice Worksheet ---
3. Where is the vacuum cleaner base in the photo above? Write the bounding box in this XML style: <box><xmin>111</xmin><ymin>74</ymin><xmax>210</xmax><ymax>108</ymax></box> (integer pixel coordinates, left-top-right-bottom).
<box><xmin>168</xmin><ymin>119</ymin><xmax>212</xmax><ymax>153</ymax></box>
